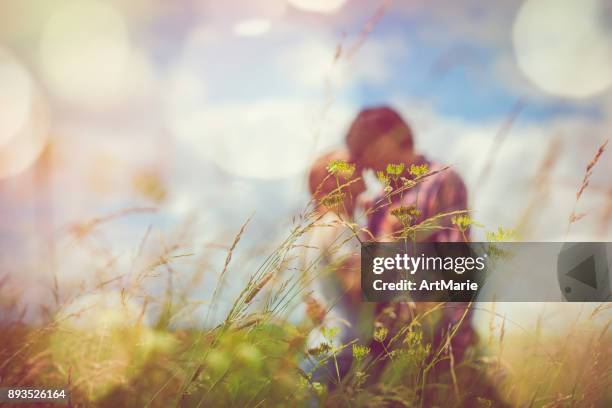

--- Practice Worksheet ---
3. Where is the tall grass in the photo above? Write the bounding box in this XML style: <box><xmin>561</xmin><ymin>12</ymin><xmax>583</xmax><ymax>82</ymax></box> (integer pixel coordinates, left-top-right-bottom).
<box><xmin>1</xmin><ymin>153</ymin><xmax>610</xmax><ymax>407</ymax></box>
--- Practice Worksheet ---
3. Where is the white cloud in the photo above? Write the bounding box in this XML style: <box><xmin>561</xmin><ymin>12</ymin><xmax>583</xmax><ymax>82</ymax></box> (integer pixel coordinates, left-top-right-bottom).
<box><xmin>200</xmin><ymin>0</ymin><xmax>286</xmax><ymax>26</ymax></box>
<box><xmin>279</xmin><ymin>34</ymin><xmax>408</xmax><ymax>90</ymax></box>
<box><xmin>391</xmin><ymin>97</ymin><xmax>612</xmax><ymax>241</ymax></box>
<box><xmin>166</xmin><ymin>95</ymin><xmax>354</xmax><ymax>179</ymax></box>
<box><xmin>287</xmin><ymin>0</ymin><xmax>348</xmax><ymax>14</ymax></box>
<box><xmin>164</xmin><ymin>26</ymin><xmax>406</xmax><ymax>179</ymax></box>
<box><xmin>233</xmin><ymin>18</ymin><xmax>272</xmax><ymax>36</ymax></box>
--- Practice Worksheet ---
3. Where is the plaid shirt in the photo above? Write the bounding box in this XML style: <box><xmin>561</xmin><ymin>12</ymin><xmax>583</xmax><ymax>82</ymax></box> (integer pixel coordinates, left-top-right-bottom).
<box><xmin>367</xmin><ymin>159</ymin><xmax>469</xmax><ymax>242</ymax></box>
<box><xmin>366</xmin><ymin>158</ymin><xmax>476</xmax><ymax>365</ymax></box>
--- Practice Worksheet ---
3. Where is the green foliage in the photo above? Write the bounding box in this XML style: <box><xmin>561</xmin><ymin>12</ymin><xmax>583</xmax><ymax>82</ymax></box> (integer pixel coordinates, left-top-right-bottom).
<box><xmin>177</xmin><ymin>324</ymin><xmax>310</xmax><ymax>407</ymax></box>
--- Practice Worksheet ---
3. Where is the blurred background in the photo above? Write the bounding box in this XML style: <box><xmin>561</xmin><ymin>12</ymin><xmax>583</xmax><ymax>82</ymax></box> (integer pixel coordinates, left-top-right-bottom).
<box><xmin>0</xmin><ymin>0</ymin><xmax>611</xmax><ymax>330</ymax></box>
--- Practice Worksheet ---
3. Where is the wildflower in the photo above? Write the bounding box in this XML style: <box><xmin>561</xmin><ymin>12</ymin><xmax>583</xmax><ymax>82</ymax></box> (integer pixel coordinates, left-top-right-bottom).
<box><xmin>391</xmin><ymin>205</ymin><xmax>420</xmax><ymax>218</ymax></box>
<box><xmin>485</xmin><ymin>227</ymin><xmax>517</xmax><ymax>260</ymax></box>
<box><xmin>451</xmin><ymin>214</ymin><xmax>481</xmax><ymax>232</ymax></box>
<box><xmin>409</xmin><ymin>163</ymin><xmax>429</xmax><ymax>178</ymax></box>
<box><xmin>394</xmin><ymin>328</ymin><xmax>431</xmax><ymax>363</ymax></box>
<box><xmin>326</xmin><ymin>159</ymin><xmax>356</xmax><ymax>180</ymax></box>
<box><xmin>404</xmin><ymin>328</ymin><xmax>423</xmax><ymax>348</ymax></box>
<box><xmin>307</xmin><ymin>342</ymin><xmax>331</xmax><ymax>356</ymax></box>
<box><xmin>391</xmin><ymin>205</ymin><xmax>420</xmax><ymax>225</ymax></box>
<box><xmin>373</xmin><ymin>327</ymin><xmax>389</xmax><ymax>343</ymax></box>
<box><xmin>311</xmin><ymin>382</ymin><xmax>325</xmax><ymax>396</ymax></box>
<box><xmin>352</xmin><ymin>344</ymin><xmax>371</xmax><ymax>361</ymax></box>
<box><xmin>354</xmin><ymin>371</ymin><xmax>368</xmax><ymax>388</ymax></box>
<box><xmin>486</xmin><ymin>244</ymin><xmax>513</xmax><ymax>261</ymax></box>
<box><xmin>321</xmin><ymin>326</ymin><xmax>339</xmax><ymax>341</ymax></box>
<box><xmin>400</xmin><ymin>177</ymin><xmax>416</xmax><ymax>189</ymax></box>
<box><xmin>377</xmin><ymin>171</ymin><xmax>391</xmax><ymax>189</ymax></box>
<box><xmin>485</xmin><ymin>227</ymin><xmax>517</xmax><ymax>242</ymax></box>
<box><xmin>321</xmin><ymin>192</ymin><xmax>345</xmax><ymax>208</ymax></box>
<box><xmin>386</xmin><ymin>163</ymin><xmax>405</xmax><ymax>177</ymax></box>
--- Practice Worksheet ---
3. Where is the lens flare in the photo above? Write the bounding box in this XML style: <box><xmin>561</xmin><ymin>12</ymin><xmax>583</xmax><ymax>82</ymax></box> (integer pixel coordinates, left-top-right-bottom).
<box><xmin>59</xmin><ymin>292</ymin><xmax>142</xmax><ymax>330</ymax></box>
<box><xmin>38</xmin><ymin>0</ymin><xmax>132</xmax><ymax>108</ymax></box>
<box><xmin>0</xmin><ymin>51</ymin><xmax>31</xmax><ymax>148</ymax></box>
<box><xmin>513</xmin><ymin>0</ymin><xmax>612</xmax><ymax>98</ymax></box>
<box><xmin>0</xmin><ymin>49</ymin><xmax>49</xmax><ymax>179</ymax></box>
<box><xmin>287</xmin><ymin>0</ymin><xmax>348</xmax><ymax>14</ymax></box>
<box><xmin>233</xmin><ymin>19</ymin><xmax>272</xmax><ymax>36</ymax></box>
<box><xmin>205</xmin><ymin>0</ymin><xmax>286</xmax><ymax>23</ymax></box>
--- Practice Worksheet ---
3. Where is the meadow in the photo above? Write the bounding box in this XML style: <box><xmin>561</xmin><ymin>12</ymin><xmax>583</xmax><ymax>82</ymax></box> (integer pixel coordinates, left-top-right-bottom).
<box><xmin>1</xmin><ymin>151</ymin><xmax>610</xmax><ymax>408</ymax></box>
<box><xmin>1</xmin><ymin>1</ymin><xmax>612</xmax><ymax>407</ymax></box>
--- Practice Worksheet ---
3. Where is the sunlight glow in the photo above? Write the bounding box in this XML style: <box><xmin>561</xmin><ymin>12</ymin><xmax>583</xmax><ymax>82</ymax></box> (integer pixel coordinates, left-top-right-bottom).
<box><xmin>38</xmin><ymin>1</ymin><xmax>132</xmax><ymax>108</ymax></box>
<box><xmin>205</xmin><ymin>0</ymin><xmax>286</xmax><ymax>24</ymax></box>
<box><xmin>233</xmin><ymin>18</ymin><xmax>272</xmax><ymax>36</ymax></box>
<box><xmin>513</xmin><ymin>0</ymin><xmax>612</xmax><ymax>98</ymax></box>
<box><xmin>287</xmin><ymin>0</ymin><xmax>348</xmax><ymax>14</ymax></box>
<box><xmin>0</xmin><ymin>50</ymin><xmax>31</xmax><ymax>148</ymax></box>
<box><xmin>163</xmin><ymin>31</ymin><xmax>349</xmax><ymax>179</ymax></box>
<box><xmin>0</xmin><ymin>49</ymin><xmax>49</xmax><ymax>179</ymax></box>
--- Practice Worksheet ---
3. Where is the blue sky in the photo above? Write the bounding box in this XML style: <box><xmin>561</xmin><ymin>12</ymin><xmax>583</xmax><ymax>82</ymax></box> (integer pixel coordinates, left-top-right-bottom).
<box><xmin>151</xmin><ymin>0</ymin><xmax>607</xmax><ymax>126</ymax></box>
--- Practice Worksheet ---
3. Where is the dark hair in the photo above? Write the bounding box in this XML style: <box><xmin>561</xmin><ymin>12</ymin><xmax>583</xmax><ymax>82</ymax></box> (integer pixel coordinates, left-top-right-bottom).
<box><xmin>345</xmin><ymin>106</ymin><xmax>414</xmax><ymax>156</ymax></box>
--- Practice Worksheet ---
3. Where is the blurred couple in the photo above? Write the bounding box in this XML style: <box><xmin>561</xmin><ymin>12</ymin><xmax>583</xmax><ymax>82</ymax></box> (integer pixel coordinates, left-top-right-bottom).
<box><xmin>306</xmin><ymin>106</ymin><xmax>477</xmax><ymax>388</ymax></box>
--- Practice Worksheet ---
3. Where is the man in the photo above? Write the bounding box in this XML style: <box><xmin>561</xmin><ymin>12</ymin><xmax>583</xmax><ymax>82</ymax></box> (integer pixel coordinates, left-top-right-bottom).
<box><xmin>308</xmin><ymin>107</ymin><xmax>502</xmax><ymax>406</ymax></box>
<box><xmin>346</xmin><ymin>106</ymin><xmax>478</xmax><ymax>384</ymax></box>
<box><xmin>346</xmin><ymin>106</ymin><xmax>469</xmax><ymax>243</ymax></box>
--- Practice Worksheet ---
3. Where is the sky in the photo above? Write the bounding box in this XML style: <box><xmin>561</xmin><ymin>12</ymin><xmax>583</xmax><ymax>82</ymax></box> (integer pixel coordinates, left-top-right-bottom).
<box><xmin>0</xmin><ymin>0</ymin><xmax>611</xmax><ymax>326</ymax></box>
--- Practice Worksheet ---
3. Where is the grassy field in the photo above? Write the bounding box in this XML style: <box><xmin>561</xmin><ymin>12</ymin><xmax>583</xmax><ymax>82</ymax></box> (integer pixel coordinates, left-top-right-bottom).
<box><xmin>1</xmin><ymin>159</ymin><xmax>611</xmax><ymax>407</ymax></box>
